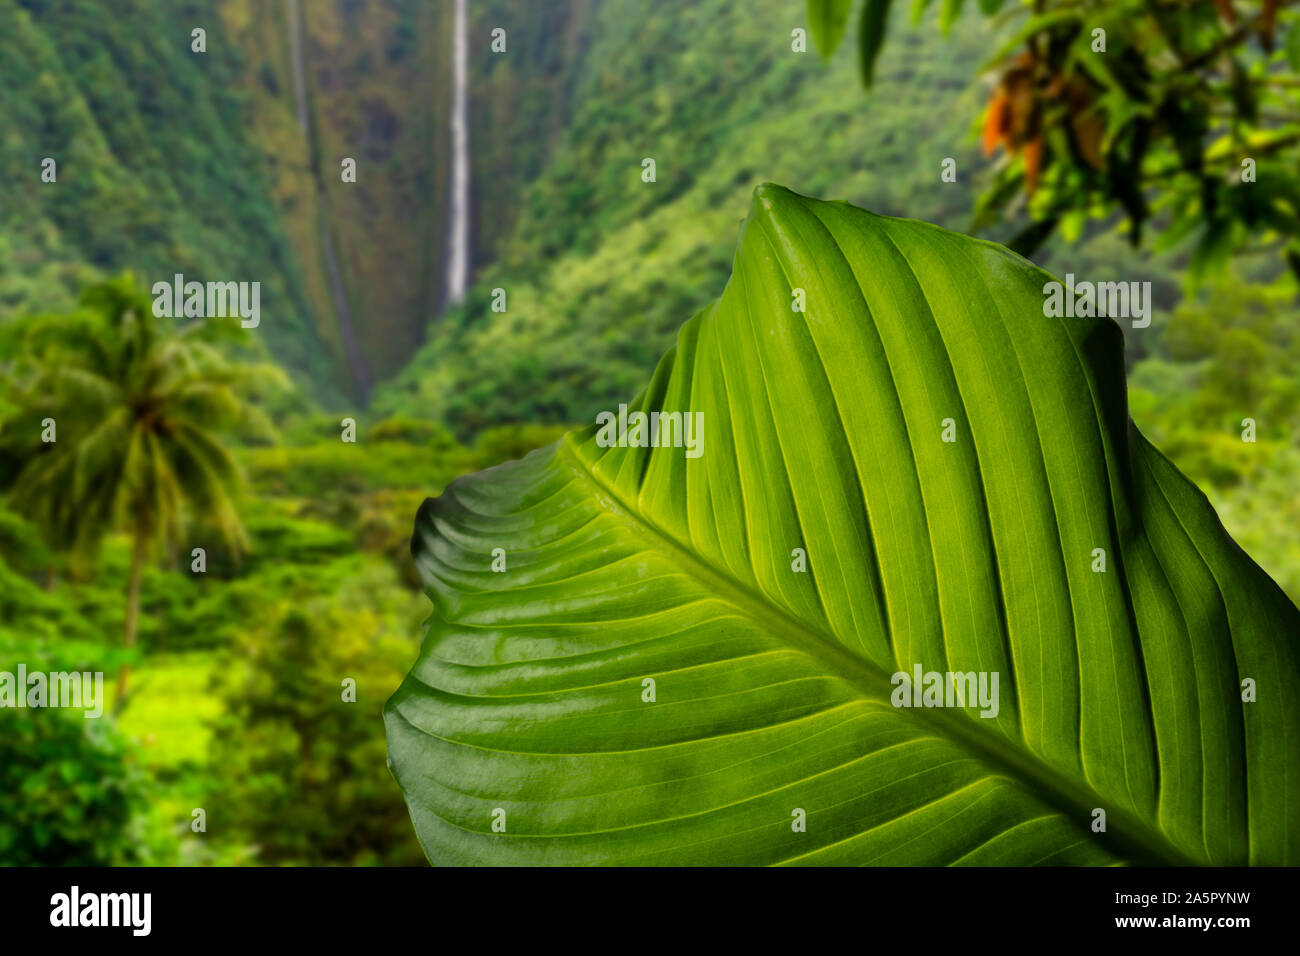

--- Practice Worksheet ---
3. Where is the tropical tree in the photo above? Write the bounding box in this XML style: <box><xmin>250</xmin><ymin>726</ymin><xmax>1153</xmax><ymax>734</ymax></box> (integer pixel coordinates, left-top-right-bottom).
<box><xmin>810</xmin><ymin>0</ymin><xmax>1300</xmax><ymax>278</ymax></box>
<box><xmin>0</xmin><ymin>275</ymin><xmax>282</xmax><ymax>704</ymax></box>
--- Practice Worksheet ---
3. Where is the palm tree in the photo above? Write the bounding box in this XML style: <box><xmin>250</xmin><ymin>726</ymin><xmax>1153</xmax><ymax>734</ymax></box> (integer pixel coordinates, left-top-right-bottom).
<box><xmin>1</xmin><ymin>275</ymin><xmax>282</xmax><ymax>705</ymax></box>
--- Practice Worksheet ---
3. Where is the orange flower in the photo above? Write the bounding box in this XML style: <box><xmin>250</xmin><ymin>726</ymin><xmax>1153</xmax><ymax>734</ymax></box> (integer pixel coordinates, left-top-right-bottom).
<box><xmin>982</xmin><ymin>91</ymin><xmax>1010</xmax><ymax>157</ymax></box>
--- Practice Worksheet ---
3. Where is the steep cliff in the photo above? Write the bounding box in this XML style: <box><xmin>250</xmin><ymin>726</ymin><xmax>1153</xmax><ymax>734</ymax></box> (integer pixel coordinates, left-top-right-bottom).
<box><xmin>1</xmin><ymin>0</ymin><xmax>591</xmax><ymax>402</ymax></box>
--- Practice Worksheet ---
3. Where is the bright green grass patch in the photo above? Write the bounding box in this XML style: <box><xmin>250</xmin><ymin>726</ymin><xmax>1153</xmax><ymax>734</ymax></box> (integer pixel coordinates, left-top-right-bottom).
<box><xmin>111</xmin><ymin>652</ymin><xmax>222</xmax><ymax>768</ymax></box>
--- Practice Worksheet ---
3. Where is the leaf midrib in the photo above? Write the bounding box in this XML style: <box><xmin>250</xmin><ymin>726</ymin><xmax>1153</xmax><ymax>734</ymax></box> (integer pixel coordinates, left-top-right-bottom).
<box><xmin>558</xmin><ymin>435</ymin><xmax>1201</xmax><ymax>866</ymax></box>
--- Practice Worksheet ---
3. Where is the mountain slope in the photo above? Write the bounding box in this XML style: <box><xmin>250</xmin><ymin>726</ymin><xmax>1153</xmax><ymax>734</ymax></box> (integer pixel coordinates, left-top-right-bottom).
<box><xmin>0</xmin><ymin>0</ymin><xmax>335</xmax><ymax>387</ymax></box>
<box><xmin>1</xmin><ymin>0</ymin><xmax>590</xmax><ymax>400</ymax></box>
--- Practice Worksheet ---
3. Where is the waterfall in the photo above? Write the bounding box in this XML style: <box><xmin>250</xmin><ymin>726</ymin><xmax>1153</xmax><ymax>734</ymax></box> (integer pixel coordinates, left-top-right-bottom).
<box><xmin>445</xmin><ymin>0</ymin><xmax>470</xmax><ymax>304</ymax></box>
<box><xmin>288</xmin><ymin>0</ymin><xmax>308</xmax><ymax>134</ymax></box>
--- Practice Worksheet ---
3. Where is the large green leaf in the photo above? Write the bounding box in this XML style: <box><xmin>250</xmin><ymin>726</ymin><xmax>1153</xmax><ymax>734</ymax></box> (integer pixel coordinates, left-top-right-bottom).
<box><xmin>386</xmin><ymin>184</ymin><xmax>1300</xmax><ymax>866</ymax></box>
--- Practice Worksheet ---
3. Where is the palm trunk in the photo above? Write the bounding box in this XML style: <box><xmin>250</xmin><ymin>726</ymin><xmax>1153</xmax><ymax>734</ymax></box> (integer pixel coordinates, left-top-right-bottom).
<box><xmin>114</xmin><ymin>524</ymin><xmax>148</xmax><ymax>711</ymax></box>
